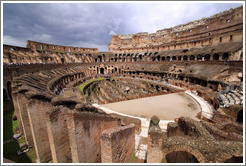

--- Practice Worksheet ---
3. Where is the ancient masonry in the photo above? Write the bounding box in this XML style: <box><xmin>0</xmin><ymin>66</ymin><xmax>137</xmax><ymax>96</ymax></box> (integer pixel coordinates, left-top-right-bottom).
<box><xmin>3</xmin><ymin>6</ymin><xmax>243</xmax><ymax>163</ymax></box>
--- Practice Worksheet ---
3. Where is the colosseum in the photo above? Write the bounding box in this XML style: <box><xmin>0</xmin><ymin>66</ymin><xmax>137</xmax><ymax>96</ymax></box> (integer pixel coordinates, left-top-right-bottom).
<box><xmin>2</xmin><ymin>5</ymin><xmax>244</xmax><ymax>163</ymax></box>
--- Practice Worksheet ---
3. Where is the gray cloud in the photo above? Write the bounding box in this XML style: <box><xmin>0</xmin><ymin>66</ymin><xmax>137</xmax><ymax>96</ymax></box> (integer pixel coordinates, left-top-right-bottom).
<box><xmin>3</xmin><ymin>2</ymin><xmax>242</xmax><ymax>51</ymax></box>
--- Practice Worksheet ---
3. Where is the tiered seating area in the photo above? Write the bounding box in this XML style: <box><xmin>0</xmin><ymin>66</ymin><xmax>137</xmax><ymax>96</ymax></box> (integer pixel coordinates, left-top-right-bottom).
<box><xmin>218</xmin><ymin>89</ymin><xmax>243</xmax><ymax>107</ymax></box>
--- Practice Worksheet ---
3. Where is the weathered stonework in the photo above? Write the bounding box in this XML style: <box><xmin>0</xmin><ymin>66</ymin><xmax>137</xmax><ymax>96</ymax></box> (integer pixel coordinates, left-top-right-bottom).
<box><xmin>100</xmin><ymin>124</ymin><xmax>135</xmax><ymax>163</ymax></box>
<box><xmin>66</xmin><ymin>111</ymin><xmax>120</xmax><ymax>163</ymax></box>
<box><xmin>3</xmin><ymin>6</ymin><xmax>243</xmax><ymax>163</ymax></box>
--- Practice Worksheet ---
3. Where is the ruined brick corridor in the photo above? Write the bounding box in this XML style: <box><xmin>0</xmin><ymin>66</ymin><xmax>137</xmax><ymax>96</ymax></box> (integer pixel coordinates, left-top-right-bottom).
<box><xmin>2</xmin><ymin>6</ymin><xmax>243</xmax><ymax>163</ymax></box>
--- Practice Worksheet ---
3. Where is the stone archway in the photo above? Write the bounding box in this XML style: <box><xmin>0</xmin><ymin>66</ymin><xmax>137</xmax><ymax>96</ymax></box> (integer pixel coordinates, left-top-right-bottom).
<box><xmin>183</xmin><ymin>56</ymin><xmax>188</xmax><ymax>61</ymax></box>
<box><xmin>213</xmin><ymin>53</ymin><xmax>220</xmax><ymax>60</ymax></box>
<box><xmin>163</xmin><ymin>145</ymin><xmax>206</xmax><ymax>163</ymax></box>
<box><xmin>98</xmin><ymin>56</ymin><xmax>102</xmax><ymax>62</ymax></box>
<box><xmin>222</xmin><ymin>53</ymin><xmax>229</xmax><ymax>61</ymax></box>
<box><xmin>178</xmin><ymin>56</ymin><xmax>182</xmax><ymax>61</ymax></box>
<box><xmin>204</xmin><ymin>54</ymin><xmax>210</xmax><ymax>61</ymax></box>
<box><xmin>190</xmin><ymin>55</ymin><xmax>195</xmax><ymax>61</ymax></box>
<box><xmin>100</xmin><ymin>68</ymin><xmax>104</xmax><ymax>74</ymax></box>
<box><xmin>224</xmin><ymin>156</ymin><xmax>243</xmax><ymax>163</ymax></box>
<box><xmin>61</xmin><ymin>58</ymin><xmax>65</xmax><ymax>64</ymax></box>
<box><xmin>172</xmin><ymin>56</ymin><xmax>177</xmax><ymax>61</ymax></box>
<box><xmin>236</xmin><ymin>110</ymin><xmax>243</xmax><ymax>123</ymax></box>
<box><xmin>165</xmin><ymin>151</ymin><xmax>199</xmax><ymax>163</ymax></box>
<box><xmin>197</xmin><ymin>55</ymin><xmax>203</xmax><ymax>61</ymax></box>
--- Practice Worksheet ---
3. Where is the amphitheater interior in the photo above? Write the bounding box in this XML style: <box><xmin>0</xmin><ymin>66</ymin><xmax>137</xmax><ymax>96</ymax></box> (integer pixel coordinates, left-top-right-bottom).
<box><xmin>2</xmin><ymin>6</ymin><xmax>244</xmax><ymax>163</ymax></box>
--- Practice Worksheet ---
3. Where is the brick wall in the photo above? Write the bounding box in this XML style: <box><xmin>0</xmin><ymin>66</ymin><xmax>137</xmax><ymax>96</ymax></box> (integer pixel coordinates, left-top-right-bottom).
<box><xmin>66</xmin><ymin>111</ymin><xmax>120</xmax><ymax>163</ymax></box>
<box><xmin>46</xmin><ymin>107</ymin><xmax>71</xmax><ymax>163</ymax></box>
<box><xmin>100</xmin><ymin>124</ymin><xmax>135</xmax><ymax>163</ymax></box>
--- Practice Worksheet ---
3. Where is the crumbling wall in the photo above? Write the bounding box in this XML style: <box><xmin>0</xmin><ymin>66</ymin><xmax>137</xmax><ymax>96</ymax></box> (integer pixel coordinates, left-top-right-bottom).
<box><xmin>109</xmin><ymin>113</ymin><xmax>141</xmax><ymax>134</ymax></box>
<box><xmin>11</xmin><ymin>92</ymin><xmax>23</xmax><ymax>133</ymax></box>
<box><xmin>162</xmin><ymin>117</ymin><xmax>243</xmax><ymax>163</ymax></box>
<box><xmin>147</xmin><ymin>116</ymin><xmax>164</xmax><ymax>163</ymax></box>
<box><xmin>100</xmin><ymin>124</ymin><xmax>135</xmax><ymax>163</ymax></box>
<box><xmin>26</xmin><ymin>99</ymin><xmax>53</xmax><ymax>163</ymax></box>
<box><xmin>17</xmin><ymin>93</ymin><xmax>34</xmax><ymax>147</ymax></box>
<box><xmin>66</xmin><ymin>111</ymin><xmax>120</xmax><ymax>163</ymax></box>
<box><xmin>46</xmin><ymin>107</ymin><xmax>71</xmax><ymax>163</ymax></box>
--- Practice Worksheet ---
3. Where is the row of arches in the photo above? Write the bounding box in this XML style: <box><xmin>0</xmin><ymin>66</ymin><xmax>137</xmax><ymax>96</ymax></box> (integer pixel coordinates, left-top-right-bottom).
<box><xmin>4</xmin><ymin>50</ymin><xmax>231</xmax><ymax>65</ymax></box>
<box><xmin>93</xmin><ymin>52</ymin><xmax>230</xmax><ymax>63</ymax></box>
<box><xmin>150</xmin><ymin>53</ymin><xmax>229</xmax><ymax>62</ymax></box>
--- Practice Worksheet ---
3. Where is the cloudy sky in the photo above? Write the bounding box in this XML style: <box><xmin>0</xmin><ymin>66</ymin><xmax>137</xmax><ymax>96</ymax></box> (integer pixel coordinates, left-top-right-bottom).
<box><xmin>3</xmin><ymin>2</ymin><xmax>243</xmax><ymax>51</ymax></box>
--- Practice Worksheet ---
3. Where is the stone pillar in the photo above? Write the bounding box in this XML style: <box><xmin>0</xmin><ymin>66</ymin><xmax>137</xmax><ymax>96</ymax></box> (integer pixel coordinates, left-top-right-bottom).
<box><xmin>11</xmin><ymin>91</ymin><xmax>23</xmax><ymax>133</ymax></box>
<box><xmin>46</xmin><ymin>107</ymin><xmax>71</xmax><ymax>163</ymax></box>
<box><xmin>26</xmin><ymin>99</ymin><xmax>53</xmax><ymax>163</ymax></box>
<box><xmin>167</xmin><ymin>121</ymin><xmax>184</xmax><ymax>137</ymax></box>
<box><xmin>66</xmin><ymin>111</ymin><xmax>120</xmax><ymax>163</ymax></box>
<box><xmin>147</xmin><ymin>115</ymin><xmax>164</xmax><ymax>163</ymax></box>
<box><xmin>100</xmin><ymin>124</ymin><xmax>135</xmax><ymax>163</ymax></box>
<box><xmin>17</xmin><ymin>93</ymin><xmax>34</xmax><ymax>147</ymax></box>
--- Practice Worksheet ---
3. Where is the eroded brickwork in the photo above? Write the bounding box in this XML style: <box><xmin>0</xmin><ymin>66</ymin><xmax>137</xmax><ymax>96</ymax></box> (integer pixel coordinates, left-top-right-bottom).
<box><xmin>100</xmin><ymin>124</ymin><xmax>135</xmax><ymax>163</ymax></box>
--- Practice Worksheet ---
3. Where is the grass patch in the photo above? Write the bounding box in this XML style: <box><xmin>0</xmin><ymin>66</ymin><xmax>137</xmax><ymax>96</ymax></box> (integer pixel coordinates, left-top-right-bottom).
<box><xmin>131</xmin><ymin>153</ymin><xmax>136</xmax><ymax>163</ymax></box>
<box><xmin>3</xmin><ymin>100</ymin><xmax>15</xmax><ymax>141</ymax></box>
<box><xmin>3</xmin><ymin>100</ymin><xmax>37</xmax><ymax>163</ymax></box>
<box><xmin>78</xmin><ymin>77</ymin><xmax>105</xmax><ymax>94</ymax></box>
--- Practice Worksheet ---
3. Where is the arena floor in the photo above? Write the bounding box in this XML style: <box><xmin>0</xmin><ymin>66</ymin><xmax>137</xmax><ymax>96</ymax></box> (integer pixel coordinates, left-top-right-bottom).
<box><xmin>102</xmin><ymin>92</ymin><xmax>201</xmax><ymax>121</ymax></box>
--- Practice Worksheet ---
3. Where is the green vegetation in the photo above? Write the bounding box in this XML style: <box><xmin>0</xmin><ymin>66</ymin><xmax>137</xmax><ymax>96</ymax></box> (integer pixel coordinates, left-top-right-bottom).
<box><xmin>131</xmin><ymin>153</ymin><xmax>136</xmax><ymax>163</ymax></box>
<box><xmin>3</xmin><ymin>100</ymin><xmax>37</xmax><ymax>163</ymax></box>
<box><xmin>3</xmin><ymin>101</ymin><xmax>16</xmax><ymax>141</ymax></box>
<box><xmin>78</xmin><ymin>77</ymin><xmax>105</xmax><ymax>94</ymax></box>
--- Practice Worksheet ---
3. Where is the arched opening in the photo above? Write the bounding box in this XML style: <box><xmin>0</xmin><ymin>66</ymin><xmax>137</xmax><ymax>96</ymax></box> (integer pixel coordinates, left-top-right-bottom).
<box><xmin>183</xmin><ymin>56</ymin><xmax>188</xmax><ymax>61</ymax></box>
<box><xmin>155</xmin><ymin>85</ymin><xmax>160</xmax><ymax>91</ymax></box>
<box><xmin>190</xmin><ymin>55</ymin><xmax>195</xmax><ymax>61</ymax></box>
<box><xmin>95</xmin><ymin>58</ymin><xmax>98</xmax><ymax>62</ymax></box>
<box><xmin>157</xmin><ymin>55</ymin><xmax>161</xmax><ymax>62</ymax></box>
<box><xmin>115</xmin><ymin>58</ymin><xmax>117</xmax><ymax>62</ymax></box>
<box><xmin>204</xmin><ymin>54</ymin><xmax>210</xmax><ymax>61</ymax></box>
<box><xmin>222</xmin><ymin>53</ymin><xmax>229</xmax><ymax>61</ymax></box>
<box><xmin>161</xmin><ymin>57</ymin><xmax>165</xmax><ymax>61</ymax></box>
<box><xmin>178</xmin><ymin>56</ymin><xmax>182</xmax><ymax>61</ymax></box>
<box><xmin>213</xmin><ymin>53</ymin><xmax>220</xmax><ymax>60</ymax></box>
<box><xmin>98</xmin><ymin>56</ymin><xmax>102</xmax><ymax>62</ymax></box>
<box><xmin>152</xmin><ymin>57</ymin><xmax>156</xmax><ymax>62</ymax></box>
<box><xmin>236</xmin><ymin>110</ymin><xmax>243</xmax><ymax>123</ymax></box>
<box><xmin>7</xmin><ymin>81</ymin><xmax>12</xmax><ymax>99</ymax></box>
<box><xmin>166</xmin><ymin>56</ymin><xmax>170</xmax><ymax>61</ymax></box>
<box><xmin>172</xmin><ymin>56</ymin><xmax>177</xmax><ymax>61</ymax></box>
<box><xmin>139</xmin><ymin>54</ymin><xmax>142</xmax><ymax>62</ymax></box>
<box><xmin>100</xmin><ymin>68</ymin><xmax>104</xmax><ymax>74</ymax></box>
<box><xmin>224</xmin><ymin>156</ymin><xmax>243</xmax><ymax>163</ymax></box>
<box><xmin>165</xmin><ymin>151</ymin><xmax>199</xmax><ymax>163</ymax></box>
<box><xmin>197</xmin><ymin>55</ymin><xmax>202</xmax><ymax>61</ymax></box>
<box><xmin>61</xmin><ymin>58</ymin><xmax>65</xmax><ymax>64</ymax></box>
